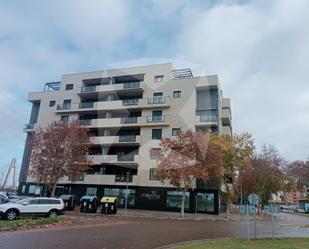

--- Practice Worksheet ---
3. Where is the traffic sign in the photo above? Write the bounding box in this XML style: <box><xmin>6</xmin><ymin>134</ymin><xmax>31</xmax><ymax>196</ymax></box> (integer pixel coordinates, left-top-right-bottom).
<box><xmin>248</xmin><ymin>193</ymin><xmax>260</xmax><ymax>206</ymax></box>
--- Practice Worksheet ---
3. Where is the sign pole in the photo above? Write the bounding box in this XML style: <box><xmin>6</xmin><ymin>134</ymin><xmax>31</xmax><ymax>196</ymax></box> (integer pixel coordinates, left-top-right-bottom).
<box><xmin>246</xmin><ymin>203</ymin><xmax>250</xmax><ymax>240</ymax></box>
<box><xmin>271</xmin><ymin>203</ymin><xmax>275</xmax><ymax>238</ymax></box>
<box><xmin>125</xmin><ymin>171</ymin><xmax>129</xmax><ymax>215</ymax></box>
<box><xmin>254</xmin><ymin>205</ymin><xmax>257</xmax><ymax>239</ymax></box>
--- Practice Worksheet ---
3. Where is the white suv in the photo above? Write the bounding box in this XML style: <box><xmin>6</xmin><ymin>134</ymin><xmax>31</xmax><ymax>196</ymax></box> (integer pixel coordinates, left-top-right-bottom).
<box><xmin>0</xmin><ymin>197</ymin><xmax>64</xmax><ymax>220</ymax></box>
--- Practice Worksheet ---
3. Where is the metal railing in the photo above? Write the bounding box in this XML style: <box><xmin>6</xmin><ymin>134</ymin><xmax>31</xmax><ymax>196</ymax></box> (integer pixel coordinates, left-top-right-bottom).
<box><xmin>119</xmin><ymin>135</ymin><xmax>137</xmax><ymax>142</ymax></box>
<box><xmin>199</xmin><ymin>115</ymin><xmax>217</xmax><ymax>122</ymax></box>
<box><xmin>122</xmin><ymin>99</ymin><xmax>139</xmax><ymax>106</ymax></box>
<box><xmin>68</xmin><ymin>174</ymin><xmax>85</xmax><ymax>181</ymax></box>
<box><xmin>123</xmin><ymin>81</ymin><xmax>140</xmax><ymax>89</ymax></box>
<box><xmin>117</xmin><ymin>153</ymin><xmax>135</xmax><ymax>161</ymax></box>
<box><xmin>81</xmin><ymin>85</ymin><xmax>97</xmax><ymax>92</ymax></box>
<box><xmin>147</xmin><ymin>97</ymin><xmax>166</xmax><ymax>105</ymax></box>
<box><xmin>79</xmin><ymin>119</ymin><xmax>92</xmax><ymax>126</ymax></box>
<box><xmin>120</xmin><ymin>116</ymin><xmax>138</xmax><ymax>124</ymax></box>
<box><xmin>146</xmin><ymin>115</ymin><xmax>165</xmax><ymax>123</ymax></box>
<box><xmin>79</xmin><ymin>102</ymin><xmax>94</xmax><ymax>109</ymax></box>
<box><xmin>56</xmin><ymin>104</ymin><xmax>71</xmax><ymax>110</ymax></box>
<box><xmin>115</xmin><ymin>174</ymin><xmax>133</xmax><ymax>182</ymax></box>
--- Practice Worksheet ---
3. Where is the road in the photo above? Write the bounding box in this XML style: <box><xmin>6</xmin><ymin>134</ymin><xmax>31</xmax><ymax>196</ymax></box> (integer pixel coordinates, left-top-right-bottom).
<box><xmin>0</xmin><ymin>213</ymin><xmax>308</xmax><ymax>249</ymax></box>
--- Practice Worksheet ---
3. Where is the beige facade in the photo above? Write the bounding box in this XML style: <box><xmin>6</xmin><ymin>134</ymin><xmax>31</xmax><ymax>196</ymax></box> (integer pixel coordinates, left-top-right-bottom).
<box><xmin>22</xmin><ymin>63</ymin><xmax>232</xmax><ymax>190</ymax></box>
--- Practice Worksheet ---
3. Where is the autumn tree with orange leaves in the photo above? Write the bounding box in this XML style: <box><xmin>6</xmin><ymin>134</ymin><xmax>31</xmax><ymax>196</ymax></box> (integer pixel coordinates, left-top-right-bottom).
<box><xmin>29</xmin><ymin>121</ymin><xmax>92</xmax><ymax>196</ymax></box>
<box><xmin>156</xmin><ymin>130</ymin><xmax>224</xmax><ymax>218</ymax></box>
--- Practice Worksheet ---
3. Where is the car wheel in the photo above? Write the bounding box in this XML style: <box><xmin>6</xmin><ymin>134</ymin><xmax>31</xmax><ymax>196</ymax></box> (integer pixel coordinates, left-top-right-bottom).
<box><xmin>49</xmin><ymin>210</ymin><xmax>58</xmax><ymax>218</ymax></box>
<box><xmin>6</xmin><ymin>209</ymin><xmax>18</xmax><ymax>220</ymax></box>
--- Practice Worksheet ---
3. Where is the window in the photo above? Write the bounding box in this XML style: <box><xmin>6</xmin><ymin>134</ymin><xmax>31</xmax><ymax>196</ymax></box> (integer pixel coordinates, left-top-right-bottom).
<box><xmin>39</xmin><ymin>199</ymin><xmax>50</xmax><ymax>204</ymax></box>
<box><xmin>60</xmin><ymin>115</ymin><xmax>69</xmax><ymax>123</ymax></box>
<box><xmin>167</xmin><ymin>191</ymin><xmax>190</xmax><ymax>210</ymax></box>
<box><xmin>104</xmin><ymin>188</ymin><xmax>136</xmax><ymax>208</ymax></box>
<box><xmin>65</xmin><ymin>84</ymin><xmax>74</xmax><ymax>90</ymax></box>
<box><xmin>172</xmin><ymin>128</ymin><xmax>180</xmax><ymax>136</ymax></box>
<box><xmin>149</xmin><ymin>168</ymin><xmax>160</xmax><ymax>181</ymax></box>
<box><xmin>49</xmin><ymin>100</ymin><xmax>56</xmax><ymax>107</ymax></box>
<box><xmin>50</xmin><ymin>199</ymin><xmax>61</xmax><ymax>204</ymax></box>
<box><xmin>86</xmin><ymin>187</ymin><xmax>97</xmax><ymax>196</ymax></box>
<box><xmin>29</xmin><ymin>199</ymin><xmax>39</xmax><ymax>205</ymax></box>
<box><xmin>152</xmin><ymin>129</ymin><xmax>162</xmax><ymax>139</ymax></box>
<box><xmin>21</xmin><ymin>185</ymin><xmax>26</xmax><ymax>194</ymax></box>
<box><xmin>150</xmin><ymin>148</ymin><xmax>162</xmax><ymax>160</ymax></box>
<box><xmin>154</xmin><ymin>75</ymin><xmax>164</xmax><ymax>83</ymax></box>
<box><xmin>28</xmin><ymin>185</ymin><xmax>36</xmax><ymax>194</ymax></box>
<box><xmin>63</xmin><ymin>99</ymin><xmax>71</xmax><ymax>109</ymax></box>
<box><xmin>173</xmin><ymin>91</ymin><xmax>182</xmax><ymax>98</ymax></box>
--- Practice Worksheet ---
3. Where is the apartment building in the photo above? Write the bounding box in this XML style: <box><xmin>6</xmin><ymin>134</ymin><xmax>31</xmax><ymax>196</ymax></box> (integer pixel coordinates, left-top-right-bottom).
<box><xmin>19</xmin><ymin>63</ymin><xmax>232</xmax><ymax>215</ymax></box>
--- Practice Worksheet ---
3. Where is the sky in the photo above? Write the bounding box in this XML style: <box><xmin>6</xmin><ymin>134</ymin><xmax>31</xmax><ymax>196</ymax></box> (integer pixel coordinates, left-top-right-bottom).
<box><xmin>1</xmin><ymin>0</ymin><xmax>309</xmax><ymax>181</ymax></box>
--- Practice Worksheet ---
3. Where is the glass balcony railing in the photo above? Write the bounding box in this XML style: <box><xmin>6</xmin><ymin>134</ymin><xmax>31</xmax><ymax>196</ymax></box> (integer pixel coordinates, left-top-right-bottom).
<box><xmin>199</xmin><ymin>115</ymin><xmax>217</xmax><ymax>122</ymax></box>
<box><xmin>117</xmin><ymin>153</ymin><xmax>135</xmax><ymax>161</ymax></box>
<box><xmin>147</xmin><ymin>97</ymin><xmax>165</xmax><ymax>105</ymax></box>
<box><xmin>119</xmin><ymin>135</ymin><xmax>137</xmax><ymax>142</ymax></box>
<box><xmin>122</xmin><ymin>99</ymin><xmax>139</xmax><ymax>106</ymax></box>
<box><xmin>123</xmin><ymin>81</ymin><xmax>140</xmax><ymax>89</ymax></box>
<box><xmin>146</xmin><ymin>115</ymin><xmax>165</xmax><ymax>123</ymax></box>
<box><xmin>120</xmin><ymin>116</ymin><xmax>138</xmax><ymax>124</ymax></box>
<box><xmin>79</xmin><ymin>102</ymin><xmax>94</xmax><ymax>109</ymax></box>
<box><xmin>79</xmin><ymin>119</ymin><xmax>92</xmax><ymax>126</ymax></box>
<box><xmin>115</xmin><ymin>174</ymin><xmax>133</xmax><ymax>182</ymax></box>
<box><xmin>56</xmin><ymin>104</ymin><xmax>71</xmax><ymax>110</ymax></box>
<box><xmin>81</xmin><ymin>85</ymin><xmax>97</xmax><ymax>92</ymax></box>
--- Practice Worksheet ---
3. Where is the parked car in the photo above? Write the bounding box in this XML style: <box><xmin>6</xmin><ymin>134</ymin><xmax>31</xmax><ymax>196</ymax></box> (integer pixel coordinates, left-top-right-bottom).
<box><xmin>0</xmin><ymin>197</ymin><xmax>64</xmax><ymax>220</ymax></box>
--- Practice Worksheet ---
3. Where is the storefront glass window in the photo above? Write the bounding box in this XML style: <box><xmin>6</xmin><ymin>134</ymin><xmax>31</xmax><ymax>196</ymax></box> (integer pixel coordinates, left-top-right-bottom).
<box><xmin>166</xmin><ymin>191</ymin><xmax>190</xmax><ymax>210</ymax></box>
<box><xmin>197</xmin><ymin>192</ymin><xmax>214</xmax><ymax>212</ymax></box>
<box><xmin>104</xmin><ymin>188</ymin><xmax>136</xmax><ymax>208</ymax></box>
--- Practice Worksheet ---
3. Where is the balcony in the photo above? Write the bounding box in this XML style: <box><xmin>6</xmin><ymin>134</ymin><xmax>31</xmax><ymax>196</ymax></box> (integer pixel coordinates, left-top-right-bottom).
<box><xmin>196</xmin><ymin>115</ymin><xmax>218</xmax><ymax>125</ymax></box>
<box><xmin>79</xmin><ymin>102</ymin><xmax>94</xmax><ymax>109</ymax></box>
<box><xmin>79</xmin><ymin>81</ymin><xmax>143</xmax><ymax>96</ymax></box>
<box><xmin>63</xmin><ymin>174</ymin><xmax>137</xmax><ymax>185</ymax></box>
<box><xmin>24</xmin><ymin>123</ymin><xmax>37</xmax><ymax>132</ymax></box>
<box><xmin>90</xmin><ymin>135</ymin><xmax>140</xmax><ymax>145</ymax></box>
<box><xmin>87</xmin><ymin>154</ymin><xmax>139</xmax><ymax>165</ymax></box>
<box><xmin>115</xmin><ymin>174</ymin><xmax>133</xmax><ymax>183</ymax></box>
<box><xmin>221</xmin><ymin>109</ymin><xmax>231</xmax><ymax>125</ymax></box>
<box><xmin>221</xmin><ymin>126</ymin><xmax>232</xmax><ymax>136</ymax></box>
<box><xmin>146</xmin><ymin>115</ymin><xmax>166</xmax><ymax>123</ymax></box>
<box><xmin>56</xmin><ymin>104</ymin><xmax>71</xmax><ymax>111</ymax></box>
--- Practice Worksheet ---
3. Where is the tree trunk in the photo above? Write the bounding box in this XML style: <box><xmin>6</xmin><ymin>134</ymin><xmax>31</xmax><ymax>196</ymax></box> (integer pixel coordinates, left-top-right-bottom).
<box><xmin>225</xmin><ymin>195</ymin><xmax>230</xmax><ymax>219</ymax></box>
<box><xmin>51</xmin><ymin>183</ymin><xmax>57</xmax><ymax>197</ymax></box>
<box><xmin>180</xmin><ymin>190</ymin><xmax>186</xmax><ymax>218</ymax></box>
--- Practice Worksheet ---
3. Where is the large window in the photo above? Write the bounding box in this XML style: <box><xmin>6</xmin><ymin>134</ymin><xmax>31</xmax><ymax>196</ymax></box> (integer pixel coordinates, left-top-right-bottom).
<box><xmin>152</xmin><ymin>129</ymin><xmax>162</xmax><ymax>139</ymax></box>
<box><xmin>172</xmin><ymin>128</ymin><xmax>180</xmax><ymax>136</ymax></box>
<box><xmin>166</xmin><ymin>191</ymin><xmax>190</xmax><ymax>210</ymax></box>
<box><xmin>104</xmin><ymin>188</ymin><xmax>136</xmax><ymax>208</ymax></box>
<box><xmin>196</xmin><ymin>89</ymin><xmax>218</xmax><ymax>110</ymax></box>
<box><xmin>197</xmin><ymin>193</ymin><xmax>215</xmax><ymax>213</ymax></box>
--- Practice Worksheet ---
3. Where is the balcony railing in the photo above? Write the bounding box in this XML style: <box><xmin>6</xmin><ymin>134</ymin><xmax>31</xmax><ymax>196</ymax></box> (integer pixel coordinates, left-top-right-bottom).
<box><xmin>119</xmin><ymin>135</ymin><xmax>137</xmax><ymax>143</ymax></box>
<box><xmin>117</xmin><ymin>153</ymin><xmax>135</xmax><ymax>161</ymax></box>
<box><xmin>79</xmin><ymin>102</ymin><xmax>94</xmax><ymax>109</ymax></box>
<box><xmin>123</xmin><ymin>81</ymin><xmax>140</xmax><ymax>89</ymax></box>
<box><xmin>57</xmin><ymin>104</ymin><xmax>71</xmax><ymax>110</ymax></box>
<box><xmin>199</xmin><ymin>115</ymin><xmax>217</xmax><ymax>122</ymax></box>
<box><xmin>81</xmin><ymin>85</ymin><xmax>97</xmax><ymax>93</ymax></box>
<box><xmin>120</xmin><ymin>116</ymin><xmax>138</xmax><ymax>124</ymax></box>
<box><xmin>146</xmin><ymin>115</ymin><xmax>165</xmax><ymax>123</ymax></box>
<box><xmin>122</xmin><ymin>99</ymin><xmax>139</xmax><ymax>106</ymax></box>
<box><xmin>147</xmin><ymin>97</ymin><xmax>165</xmax><ymax>105</ymax></box>
<box><xmin>79</xmin><ymin>119</ymin><xmax>92</xmax><ymax>126</ymax></box>
<box><xmin>115</xmin><ymin>174</ymin><xmax>133</xmax><ymax>183</ymax></box>
<box><xmin>68</xmin><ymin>174</ymin><xmax>85</xmax><ymax>181</ymax></box>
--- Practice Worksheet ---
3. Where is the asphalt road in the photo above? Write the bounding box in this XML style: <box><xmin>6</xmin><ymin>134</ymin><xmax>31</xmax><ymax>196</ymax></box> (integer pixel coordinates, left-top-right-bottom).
<box><xmin>0</xmin><ymin>213</ymin><xmax>308</xmax><ymax>249</ymax></box>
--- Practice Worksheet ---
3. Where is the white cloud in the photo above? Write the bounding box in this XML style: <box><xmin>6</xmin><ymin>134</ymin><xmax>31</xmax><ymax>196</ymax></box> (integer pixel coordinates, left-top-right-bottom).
<box><xmin>175</xmin><ymin>0</ymin><xmax>309</xmax><ymax>160</ymax></box>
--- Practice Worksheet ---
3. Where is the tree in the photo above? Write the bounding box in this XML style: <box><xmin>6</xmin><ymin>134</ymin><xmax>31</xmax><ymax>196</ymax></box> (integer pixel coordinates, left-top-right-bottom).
<box><xmin>29</xmin><ymin>121</ymin><xmax>92</xmax><ymax>196</ymax></box>
<box><xmin>156</xmin><ymin>130</ymin><xmax>223</xmax><ymax>218</ymax></box>
<box><xmin>241</xmin><ymin>145</ymin><xmax>285</xmax><ymax>204</ymax></box>
<box><xmin>286</xmin><ymin>160</ymin><xmax>309</xmax><ymax>192</ymax></box>
<box><xmin>209</xmin><ymin>132</ymin><xmax>255</xmax><ymax>218</ymax></box>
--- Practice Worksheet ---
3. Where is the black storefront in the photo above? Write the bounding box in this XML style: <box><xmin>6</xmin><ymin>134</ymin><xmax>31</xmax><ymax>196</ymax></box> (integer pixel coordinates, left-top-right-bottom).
<box><xmin>18</xmin><ymin>182</ymin><xmax>220</xmax><ymax>215</ymax></box>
